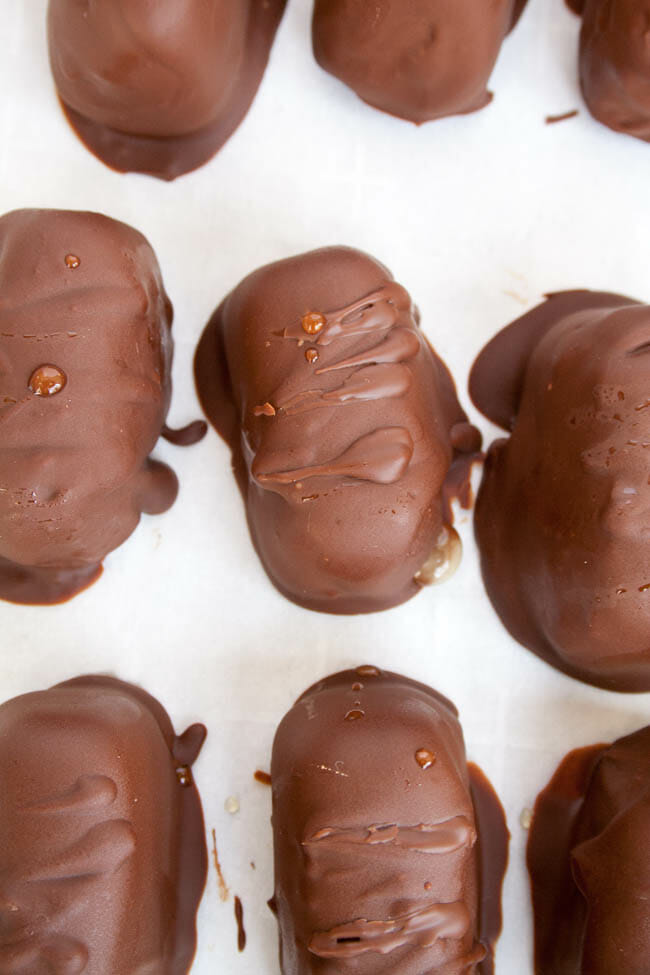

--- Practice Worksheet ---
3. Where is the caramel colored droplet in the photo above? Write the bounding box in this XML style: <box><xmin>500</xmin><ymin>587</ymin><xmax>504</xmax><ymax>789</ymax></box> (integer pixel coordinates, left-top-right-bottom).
<box><xmin>414</xmin><ymin>525</ymin><xmax>462</xmax><ymax>587</ymax></box>
<box><xmin>28</xmin><ymin>364</ymin><xmax>67</xmax><ymax>397</ymax></box>
<box><xmin>351</xmin><ymin>682</ymin><xmax>363</xmax><ymax>692</ymax></box>
<box><xmin>176</xmin><ymin>765</ymin><xmax>193</xmax><ymax>787</ymax></box>
<box><xmin>301</xmin><ymin>312</ymin><xmax>325</xmax><ymax>335</ymax></box>
<box><xmin>424</xmin><ymin>882</ymin><xmax>432</xmax><ymax>891</ymax></box>
<box><xmin>254</xmin><ymin>770</ymin><xmax>272</xmax><ymax>787</ymax></box>
<box><xmin>254</xmin><ymin>402</ymin><xmax>276</xmax><ymax>417</ymax></box>
<box><xmin>345</xmin><ymin>709</ymin><xmax>365</xmax><ymax>721</ymax></box>
<box><xmin>305</xmin><ymin>347</ymin><xmax>319</xmax><ymax>364</ymax></box>
<box><xmin>64</xmin><ymin>253</ymin><xmax>80</xmax><ymax>269</ymax></box>
<box><xmin>415</xmin><ymin>749</ymin><xmax>436</xmax><ymax>770</ymax></box>
<box><xmin>356</xmin><ymin>665</ymin><xmax>380</xmax><ymax>677</ymax></box>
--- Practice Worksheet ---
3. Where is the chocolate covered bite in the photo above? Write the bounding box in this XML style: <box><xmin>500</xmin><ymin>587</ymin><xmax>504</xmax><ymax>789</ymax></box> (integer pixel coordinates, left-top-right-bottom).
<box><xmin>312</xmin><ymin>0</ymin><xmax>527</xmax><ymax>124</ymax></box>
<box><xmin>0</xmin><ymin>675</ymin><xmax>207</xmax><ymax>974</ymax></box>
<box><xmin>0</xmin><ymin>208</ymin><xmax>188</xmax><ymax>605</ymax></box>
<box><xmin>47</xmin><ymin>0</ymin><xmax>287</xmax><ymax>180</ymax></box>
<box><xmin>195</xmin><ymin>246</ymin><xmax>480</xmax><ymax>614</ymax></box>
<box><xmin>271</xmin><ymin>667</ymin><xmax>508</xmax><ymax>974</ymax></box>
<box><xmin>568</xmin><ymin>0</ymin><xmax>650</xmax><ymax>143</ymax></box>
<box><xmin>470</xmin><ymin>291</ymin><xmax>650</xmax><ymax>692</ymax></box>
<box><xmin>528</xmin><ymin>726</ymin><xmax>650</xmax><ymax>974</ymax></box>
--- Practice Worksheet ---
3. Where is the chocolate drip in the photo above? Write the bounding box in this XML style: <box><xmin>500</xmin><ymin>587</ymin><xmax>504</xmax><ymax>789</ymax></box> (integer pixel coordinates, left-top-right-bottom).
<box><xmin>234</xmin><ymin>896</ymin><xmax>247</xmax><ymax>952</ymax></box>
<box><xmin>162</xmin><ymin>421</ymin><xmax>208</xmax><ymax>447</ymax></box>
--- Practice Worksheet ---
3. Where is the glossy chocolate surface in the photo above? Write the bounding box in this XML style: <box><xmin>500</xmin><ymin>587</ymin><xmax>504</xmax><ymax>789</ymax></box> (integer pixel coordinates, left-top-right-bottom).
<box><xmin>195</xmin><ymin>246</ymin><xmax>480</xmax><ymax>614</ymax></box>
<box><xmin>271</xmin><ymin>667</ymin><xmax>508</xmax><ymax>974</ymax></box>
<box><xmin>47</xmin><ymin>0</ymin><xmax>287</xmax><ymax>180</ymax></box>
<box><xmin>528</xmin><ymin>727</ymin><xmax>650</xmax><ymax>974</ymax></box>
<box><xmin>569</xmin><ymin>0</ymin><xmax>650</xmax><ymax>142</ymax></box>
<box><xmin>312</xmin><ymin>0</ymin><xmax>527</xmax><ymax>124</ymax></box>
<box><xmin>0</xmin><ymin>209</ymin><xmax>179</xmax><ymax>605</ymax></box>
<box><xmin>471</xmin><ymin>291</ymin><xmax>650</xmax><ymax>691</ymax></box>
<box><xmin>0</xmin><ymin>675</ymin><xmax>207</xmax><ymax>974</ymax></box>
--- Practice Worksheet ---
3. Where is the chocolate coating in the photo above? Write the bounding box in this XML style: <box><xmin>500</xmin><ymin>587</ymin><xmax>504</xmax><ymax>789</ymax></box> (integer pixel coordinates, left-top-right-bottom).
<box><xmin>195</xmin><ymin>246</ymin><xmax>480</xmax><ymax>614</ymax></box>
<box><xmin>271</xmin><ymin>667</ymin><xmax>508</xmax><ymax>974</ymax></box>
<box><xmin>527</xmin><ymin>727</ymin><xmax>650</xmax><ymax>974</ymax></box>
<box><xmin>0</xmin><ymin>675</ymin><xmax>207</xmax><ymax>973</ymax></box>
<box><xmin>0</xmin><ymin>208</ymin><xmax>179</xmax><ymax>605</ymax></box>
<box><xmin>47</xmin><ymin>0</ymin><xmax>287</xmax><ymax>180</ymax></box>
<box><xmin>312</xmin><ymin>0</ymin><xmax>527</xmax><ymax>124</ymax></box>
<box><xmin>470</xmin><ymin>291</ymin><xmax>650</xmax><ymax>691</ymax></box>
<box><xmin>569</xmin><ymin>0</ymin><xmax>650</xmax><ymax>142</ymax></box>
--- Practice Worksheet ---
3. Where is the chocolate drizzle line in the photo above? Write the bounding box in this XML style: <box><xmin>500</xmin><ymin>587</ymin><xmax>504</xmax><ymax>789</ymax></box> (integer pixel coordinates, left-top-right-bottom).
<box><xmin>256</xmin><ymin>284</ymin><xmax>418</xmax><ymax>485</ymax></box>
<box><xmin>308</xmin><ymin>901</ymin><xmax>477</xmax><ymax>960</ymax></box>
<box><xmin>234</xmin><ymin>895</ymin><xmax>247</xmax><ymax>952</ymax></box>
<box><xmin>162</xmin><ymin>420</ymin><xmax>208</xmax><ymax>447</ymax></box>
<box><xmin>305</xmin><ymin>817</ymin><xmax>476</xmax><ymax>854</ymax></box>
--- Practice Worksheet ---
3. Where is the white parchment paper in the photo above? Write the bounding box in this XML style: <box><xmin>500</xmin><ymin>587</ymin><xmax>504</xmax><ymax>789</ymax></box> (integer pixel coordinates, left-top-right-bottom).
<box><xmin>1</xmin><ymin>1</ymin><xmax>650</xmax><ymax>971</ymax></box>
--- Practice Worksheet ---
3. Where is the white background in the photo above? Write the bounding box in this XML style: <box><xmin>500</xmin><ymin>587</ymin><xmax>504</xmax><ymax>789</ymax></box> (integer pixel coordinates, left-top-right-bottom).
<box><xmin>1</xmin><ymin>1</ymin><xmax>650</xmax><ymax>972</ymax></box>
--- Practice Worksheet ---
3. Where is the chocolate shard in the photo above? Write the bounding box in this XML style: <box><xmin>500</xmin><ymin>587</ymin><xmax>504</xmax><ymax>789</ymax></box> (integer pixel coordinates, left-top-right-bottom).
<box><xmin>571</xmin><ymin>0</ymin><xmax>650</xmax><ymax>142</ymax></box>
<box><xmin>270</xmin><ymin>667</ymin><xmax>509</xmax><ymax>975</ymax></box>
<box><xmin>0</xmin><ymin>675</ymin><xmax>207</xmax><ymax>974</ymax></box>
<box><xmin>470</xmin><ymin>290</ymin><xmax>650</xmax><ymax>691</ymax></box>
<box><xmin>312</xmin><ymin>0</ymin><xmax>528</xmax><ymax>124</ymax></box>
<box><xmin>0</xmin><ymin>208</ymin><xmax>180</xmax><ymax>606</ymax></box>
<box><xmin>528</xmin><ymin>726</ymin><xmax>650</xmax><ymax>974</ymax></box>
<box><xmin>47</xmin><ymin>0</ymin><xmax>287</xmax><ymax>180</ymax></box>
<box><xmin>195</xmin><ymin>246</ymin><xmax>480</xmax><ymax>615</ymax></box>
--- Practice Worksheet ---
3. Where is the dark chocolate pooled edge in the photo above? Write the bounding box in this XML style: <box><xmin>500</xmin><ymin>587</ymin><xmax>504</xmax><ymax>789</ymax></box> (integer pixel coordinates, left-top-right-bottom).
<box><xmin>50</xmin><ymin>1</ymin><xmax>287</xmax><ymax>181</ymax></box>
<box><xmin>526</xmin><ymin>743</ymin><xmax>607</xmax><ymax>974</ymax></box>
<box><xmin>468</xmin><ymin>290</ymin><xmax>639</xmax><ymax>431</ymax></box>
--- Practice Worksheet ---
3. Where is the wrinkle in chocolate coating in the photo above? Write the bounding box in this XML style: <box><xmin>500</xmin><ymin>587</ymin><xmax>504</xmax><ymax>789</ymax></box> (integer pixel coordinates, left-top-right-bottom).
<box><xmin>312</xmin><ymin>0</ymin><xmax>528</xmax><ymax>124</ymax></box>
<box><xmin>195</xmin><ymin>246</ymin><xmax>479</xmax><ymax>614</ymax></box>
<box><xmin>0</xmin><ymin>675</ymin><xmax>208</xmax><ymax>974</ymax></box>
<box><xmin>528</xmin><ymin>727</ymin><xmax>650</xmax><ymax>974</ymax></box>
<box><xmin>47</xmin><ymin>0</ymin><xmax>287</xmax><ymax>180</ymax></box>
<box><xmin>569</xmin><ymin>0</ymin><xmax>650</xmax><ymax>142</ymax></box>
<box><xmin>0</xmin><ymin>209</ymin><xmax>179</xmax><ymax>605</ymax></box>
<box><xmin>271</xmin><ymin>667</ymin><xmax>508</xmax><ymax>975</ymax></box>
<box><xmin>470</xmin><ymin>291</ymin><xmax>650</xmax><ymax>691</ymax></box>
